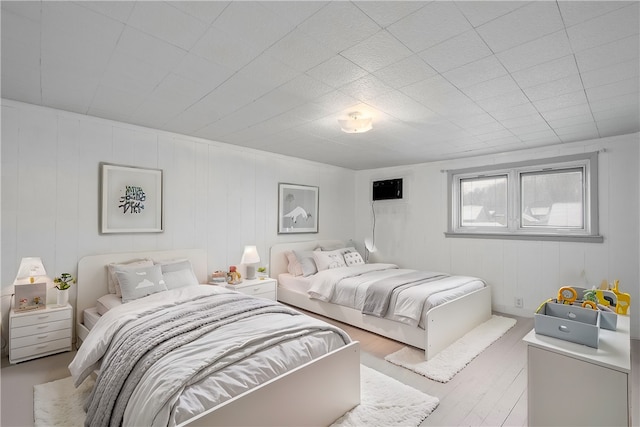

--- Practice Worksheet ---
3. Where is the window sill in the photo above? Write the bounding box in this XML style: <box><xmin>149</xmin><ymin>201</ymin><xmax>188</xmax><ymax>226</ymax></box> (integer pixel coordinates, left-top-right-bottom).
<box><xmin>444</xmin><ymin>232</ymin><xmax>604</xmax><ymax>243</ymax></box>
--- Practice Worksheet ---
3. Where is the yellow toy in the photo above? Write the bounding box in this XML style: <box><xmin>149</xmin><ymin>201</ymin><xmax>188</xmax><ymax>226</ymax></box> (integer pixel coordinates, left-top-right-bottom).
<box><xmin>611</xmin><ymin>280</ymin><xmax>630</xmax><ymax>315</ymax></box>
<box><xmin>557</xmin><ymin>286</ymin><xmax>577</xmax><ymax>304</ymax></box>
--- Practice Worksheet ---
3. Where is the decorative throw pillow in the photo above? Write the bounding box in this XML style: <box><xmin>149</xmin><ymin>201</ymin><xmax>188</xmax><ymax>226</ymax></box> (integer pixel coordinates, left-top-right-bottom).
<box><xmin>285</xmin><ymin>251</ymin><xmax>304</xmax><ymax>276</ymax></box>
<box><xmin>293</xmin><ymin>250</ymin><xmax>318</xmax><ymax>277</ymax></box>
<box><xmin>313</xmin><ymin>249</ymin><xmax>347</xmax><ymax>271</ymax></box>
<box><xmin>155</xmin><ymin>259</ymin><xmax>199</xmax><ymax>289</ymax></box>
<box><xmin>107</xmin><ymin>258</ymin><xmax>154</xmax><ymax>296</ymax></box>
<box><xmin>343</xmin><ymin>251</ymin><xmax>365</xmax><ymax>266</ymax></box>
<box><xmin>339</xmin><ymin>246</ymin><xmax>358</xmax><ymax>255</ymax></box>
<box><xmin>115</xmin><ymin>264</ymin><xmax>168</xmax><ymax>303</ymax></box>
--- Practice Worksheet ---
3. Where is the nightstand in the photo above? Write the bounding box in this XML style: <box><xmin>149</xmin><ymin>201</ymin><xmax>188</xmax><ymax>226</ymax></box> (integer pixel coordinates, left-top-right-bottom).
<box><xmin>9</xmin><ymin>303</ymin><xmax>73</xmax><ymax>364</ymax></box>
<box><xmin>218</xmin><ymin>278</ymin><xmax>277</xmax><ymax>301</ymax></box>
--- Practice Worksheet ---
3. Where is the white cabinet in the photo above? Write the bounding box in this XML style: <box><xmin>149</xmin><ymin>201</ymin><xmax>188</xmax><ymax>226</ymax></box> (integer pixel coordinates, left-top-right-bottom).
<box><xmin>523</xmin><ymin>315</ymin><xmax>631</xmax><ymax>426</ymax></box>
<box><xmin>213</xmin><ymin>278</ymin><xmax>277</xmax><ymax>301</ymax></box>
<box><xmin>9</xmin><ymin>304</ymin><xmax>73</xmax><ymax>364</ymax></box>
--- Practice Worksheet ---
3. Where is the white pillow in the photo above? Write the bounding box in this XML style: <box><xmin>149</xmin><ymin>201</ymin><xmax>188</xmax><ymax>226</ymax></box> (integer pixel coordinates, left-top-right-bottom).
<box><xmin>96</xmin><ymin>294</ymin><xmax>123</xmax><ymax>316</ymax></box>
<box><xmin>115</xmin><ymin>264</ymin><xmax>168</xmax><ymax>303</ymax></box>
<box><xmin>343</xmin><ymin>251</ymin><xmax>365</xmax><ymax>266</ymax></box>
<box><xmin>293</xmin><ymin>250</ymin><xmax>318</xmax><ymax>277</ymax></box>
<box><xmin>155</xmin><ymin>259</ymin><xmax>199</xmax><ymax>289</ymax></box>
<box><xmin>107</xmin><ymin>258</ymin><xmax>154</xmax><ymax>296</ymax></box>
<box><xmin>313</xmin><ymin>249</ymin><xmax>346</xmax><ymax>271</ymax></box>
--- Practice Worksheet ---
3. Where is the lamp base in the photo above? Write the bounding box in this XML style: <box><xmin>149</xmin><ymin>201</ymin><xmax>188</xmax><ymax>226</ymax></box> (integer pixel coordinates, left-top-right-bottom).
<box><xmin>245</xmin><ymin>265</ymin><xmax>256</xmax><ymax>280</ymax></box>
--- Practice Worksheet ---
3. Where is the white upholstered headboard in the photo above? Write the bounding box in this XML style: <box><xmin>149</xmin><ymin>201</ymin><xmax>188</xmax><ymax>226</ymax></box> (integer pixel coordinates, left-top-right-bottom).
<box><xmin>76</xmin><ymin>249</ymin><xmax>207</xmax><ymax>330</ymax></box>
<box><xmin>269</xmin><ymin>240</ymin><xmax>346</xmax><ymax>279</ymax></box>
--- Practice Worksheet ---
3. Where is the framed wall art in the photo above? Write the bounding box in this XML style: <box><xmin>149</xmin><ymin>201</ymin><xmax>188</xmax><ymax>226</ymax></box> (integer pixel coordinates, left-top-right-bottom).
<box><xmin>278</xmin><ymin>183</ymin><xmax>318</xmax><ymax>234</ymax></box>
<box><xmin>100</xmin><ymin>163</ymin><xmax>163</xmax><ymax>234</ymax></box>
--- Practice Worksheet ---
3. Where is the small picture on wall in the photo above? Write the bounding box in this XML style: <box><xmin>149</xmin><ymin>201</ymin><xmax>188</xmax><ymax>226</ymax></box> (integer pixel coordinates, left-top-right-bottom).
<box><xmin>278</xmin><ymin>183</ymin><xmax>318</xmax><ymax>234</ymax></box>
<box><xmin>100</xmin><ymin>163</ymin><xmax>163</xmax><ymax>234</ymax></box>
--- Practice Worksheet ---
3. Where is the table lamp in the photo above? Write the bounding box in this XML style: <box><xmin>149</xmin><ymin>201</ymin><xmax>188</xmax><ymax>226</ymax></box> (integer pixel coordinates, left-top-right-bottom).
<box><xmin>241</xmin><ymin>246</ymin><xmax>260</xmax><ymax>280</ymax></box>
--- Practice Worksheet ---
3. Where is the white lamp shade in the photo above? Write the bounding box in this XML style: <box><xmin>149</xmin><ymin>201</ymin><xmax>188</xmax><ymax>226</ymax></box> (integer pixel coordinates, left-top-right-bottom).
<box><xmin>240</xmin><ymin>245</ymin><xmax>261</xmax><ymax>265</ymax></box>
<box><xmin>14</xmin><ymin>257</ymin><xmax>48</xmax><ymax>285</ymax></box>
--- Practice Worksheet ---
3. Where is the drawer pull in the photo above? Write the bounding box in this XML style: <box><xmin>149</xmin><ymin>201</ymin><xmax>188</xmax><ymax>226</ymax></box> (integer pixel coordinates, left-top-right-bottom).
<box><xmin>37</xmin><ymin>325</ymin><xmax>50</xmax><ymax>330</ymax></box>
<box><xmin>37</xmin><ymin>315</ymin><xmax>50</xmax><ymax>320</ymax></box>
<box><xmin>37</xmin><ymin>335</ymin><xmax>49</xmax><ymax>339</ymax></box>
<box><xmin>36</xmin><ymin>344</ymin><xmax>48</xmax><ymax>349</ymax></box>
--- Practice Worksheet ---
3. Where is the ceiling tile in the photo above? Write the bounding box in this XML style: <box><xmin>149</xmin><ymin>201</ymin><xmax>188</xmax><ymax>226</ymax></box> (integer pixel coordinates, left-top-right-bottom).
<box><xmin>443</xmin><ymin>55</ymin><xmax>508</xmax><ymax>88</ymax></box>
<box><xmin>511</xmin><ymin>55</ymin><xmax>579</xmax><ymax>89</ymax></box>
<box><xmin>521</xmin><ymin>75</ymin><xmax>585</xmax><ymax>102</ymax></box>
<box><xmin>341</xmin><ymin>30</ymin><xmax>413</xmax><ymax>73</ymax></box>
<box><xmin>75</xmin><ymin>1</ymin><xmax>135</xmax><ymax>23</ymax></box>
<box><xmin>547</xmin><ymin>114</ymin><xmax>595</xmax><ymax>130</ymax></box>
<box><xmin>369</xmin><ymin>91</ymin><xmax>437</xmax><ymax>123</ymax></box>
<box><xmin>191</xmin><ymin>26</ymin><xmax>262</xmax><ymax>70</ymax></box>
<box><xmin>237</xmin><ymin>54</ymin><xmax>300</xmax><ymax>91</ymax></box>
<box><xmin>401</xmin><ymin>75</ymin><xmax>460</xmax><ymax>104</ymax></box>
<box><xmin>490</xmin><ymin>103</ymin><xmax>539</xmax><ymax>121</ymax></box>
<box><xmin>265</xmin><ymin>29</ymin><xmax>337</xmax><ymax>73</ymax></box>
<box><xmin>373</xmin><ymin>55</ymin><xmax>438</xmax><ymax>89</ymax></box>
<box><xmin>540</xmin><ymin>103</ymin><xmax>592</xmax><ymax>121</ymax></box>
<box><xmin>339</xmin><ymin>74</ymin><xmax>394</xmax><ymax>103</ymax></box>
<box><xmin>2</xmin><ymin>1</ymin><xmax>41</xmax><ymax>22</ymax></box>
<box><xmin>388</xmin><ymin>1</ymin><xmax>472</xmax><ymax>52</ymax></box>
<box><xmin>279</xmin><ymin>74</ymin><xmax>334</xmax><ymax>102</ymax></box>
<box><xmin>171</xmin><ymin>53</ymin><xmax>234</xmax><ymax>90</ymax></box>
<box><xmin>419</xmin><ymin>29</ymin><xmax>492</xmax><ymax>73</ymax></box>
<box><xmin>127</xmin><ymin>2</ymin><xmax>208</xmax><ymax>50</ymax></box>
<box><xmin>499</xmin><ymin>113</ymin><xmax>547</xmax><ymax>129</ymax></box>
<box><xmin>474</xmin><ymin>90</ymin><xmax>530</xmax><ymax>111</ymax></box>
<box><xmin>581</xmin><ymin>59</ymin><xmax>639</xmax><ymax>89</ymax></box>
<box><xmin>116</xmin><ymin>26</ymin><xmax>187</xmax><ymax>72</ymax></box>
<box><xmin>476</xmin><ymin>1</ymin><xmax>564</xmax><ymax>53</ymax></box>
<box><xmin>353</xmin><ymin>1</ymin><xmax>425</xmax><ymax>28</ymax></box>
<box><xmin>589</xmin><ymin>93</ymin><xmax>640</xmax><ymax>113</ymax></box>
<box><xmin>585</xmin><ymin>77</ymin><xmax>639</xmax><ymax>102</ymax></box>
<box><xmin>533</xmin><ymin>90</ymin><xmax>588</xmax><ymax>112</ymax></box>
<box><xmin>557</xmin><ymin>128</ymin><xmax>601</xmax><ymax>142</ymax></box>
<box><xmin>557</xmin><ymin>1</ymin><xmax>631</xmax><ymax>27</ymax></box>
<box><xmin>454</xmin><ymin>1</ymin><xmax>529</xmax><ymax>27</ymax></box>
<box><xmin>259</xmin><ymin>1</ymin><xmax>328</xmax><ymax>27</ymax></box>
<box><xmin>497</xmin><ymin>30</ymin><xmax>572</xmax><ymax>73</ymax></box>
<box><xmin>596</xmin><ymin>115</ymin><xmax>640</xmax><ymax>136</ymax></box>
<box><xmin>574</xmin><ymin>35</ymin><xmax>639</xmax><ymax>73</ymax></box>
<box><xmin>566</xmin><ymin>3</ymin><xmax>639</xmax><ymax>52</ymax></box>
<box><xmin>101</xmin><ymin>51</ymin><xmax>168</xmax><ymax>96</ymax></box>
<box><xmin>307</xmin><ymin>56</ymin><xmax>369</xmax><ymax>88</ymax></box>
<box><xmin>461</xmin><ymin>75</ymin><xmax>521</xmax><ymax>101</ymax></box>
<box><xmin>298</xmin><ymin>2</ymin><xmax>380</xmax><ymax>52</ymax></box>
<box><xmin>167</xmin><ymin>1</ymin><xmax>229</xmax><ymax>25</ymax></box>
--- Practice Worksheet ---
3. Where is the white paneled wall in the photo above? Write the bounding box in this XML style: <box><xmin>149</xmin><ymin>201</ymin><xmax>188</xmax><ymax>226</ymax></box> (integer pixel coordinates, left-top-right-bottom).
<box><xmin>355</xmin><ymin>133</ymin><xmax>640</xmax><ymax>339</ymax></box>
<box><xmin>1</xmin><ymin>100</ymin><xmax>356</xmax><ymax>350</ymax></box>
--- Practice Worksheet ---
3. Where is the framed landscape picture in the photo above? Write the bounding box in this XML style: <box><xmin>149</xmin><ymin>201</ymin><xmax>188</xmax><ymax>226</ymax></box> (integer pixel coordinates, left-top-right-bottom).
<box><xmin>100</xmin><ymin>163</ymin><xmax>163</xmax><ymax>233</ymax></box>
<box><xmin>278</xmin><ymin>183</ymin><xmax>318</xmax><ymax>234</ymax></box>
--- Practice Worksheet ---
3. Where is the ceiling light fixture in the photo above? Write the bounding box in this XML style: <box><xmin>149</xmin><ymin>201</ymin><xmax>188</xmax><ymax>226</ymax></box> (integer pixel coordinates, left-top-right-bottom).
<box><xmin>339</xmin><ymin>112</ymin><xmax>372</xmax><ymax>134</ymax></box>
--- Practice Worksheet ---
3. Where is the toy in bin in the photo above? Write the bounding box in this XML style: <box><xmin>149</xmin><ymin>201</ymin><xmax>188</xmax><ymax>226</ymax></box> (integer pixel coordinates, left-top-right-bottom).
<box><xmin>551</xmin><ymin>285</ymin><xmax>618</xmax><ymax>331</ymax></box>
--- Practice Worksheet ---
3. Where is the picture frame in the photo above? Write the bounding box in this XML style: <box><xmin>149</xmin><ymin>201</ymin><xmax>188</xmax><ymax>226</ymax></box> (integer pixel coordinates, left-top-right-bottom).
<box><xmin>14</xmin><ymin>282</ymin><xmax>47</xmax><ymax>311</ymax></box>
<box><xmin>100</xmin><ymin>163</ymin><xmax>163</xmax><ymax>234</ymax></box>
<box><xmin>278</xmin><ymin>183</ymin><xmax>319</xmax><ymax>234</ymax></box>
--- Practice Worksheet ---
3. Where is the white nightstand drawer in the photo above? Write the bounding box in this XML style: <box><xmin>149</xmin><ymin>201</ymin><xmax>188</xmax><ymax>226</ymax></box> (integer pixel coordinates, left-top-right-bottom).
<box><xmin>12</xmin><ymin>309</ymin><xmax>71</xmax><ymax>327</ymax></box>
<box><xmin>253</xmin><ymin>291</ymin><xmax>277</xmax><ymax>301</ymax></box>
<box><xmin>11</xmin><ymin>319</ymin><xmax>71</xmax><ymax>338</ymax></box>
<box><xmin>11</xmin><ymin>337</ymin><xmax>72</xmax><ymax>361</ymax></box>
<box><xmin>240</xmin><ymin>281</ymin><xmax>276</xmax><ymax>296</ymax></box>
<box><xmin>11</xmin><ymin>328</ymin><xmax>72</xmax><ymax>349</ymax></box>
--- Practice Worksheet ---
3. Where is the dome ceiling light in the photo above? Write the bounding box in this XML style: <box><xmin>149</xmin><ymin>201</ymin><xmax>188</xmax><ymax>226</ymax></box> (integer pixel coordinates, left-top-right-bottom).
<box><xmin>338</xmin><ymin>112</ymin><xmax>372</xmax><ymax>134</ymax></box>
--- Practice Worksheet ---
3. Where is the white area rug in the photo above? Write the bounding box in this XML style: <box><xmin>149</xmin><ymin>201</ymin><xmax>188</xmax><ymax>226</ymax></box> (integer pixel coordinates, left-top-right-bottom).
<box><xmin>34</xmin><ymin>365</ymin><xmax>439</xmax><ymax>427</ymax></box>
<box><xmin>385</xmin><ymin>315</ymin><xmax>517</xmax><ymax>383</ymax></box>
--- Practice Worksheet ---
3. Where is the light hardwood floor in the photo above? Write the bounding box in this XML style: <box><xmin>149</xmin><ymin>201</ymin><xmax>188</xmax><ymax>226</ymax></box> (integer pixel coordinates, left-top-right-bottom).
<box><xmin>1</xmin><ymin>311</ymin><xmax>637</xmax><ymax>427</ymax></box>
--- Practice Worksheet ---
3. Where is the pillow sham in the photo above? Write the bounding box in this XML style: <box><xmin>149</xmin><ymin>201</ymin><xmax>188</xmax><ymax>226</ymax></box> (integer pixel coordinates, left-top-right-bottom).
<box><xmin>343</xmin><ymin>251</ymin><xmax>365</xmax><ymax>266</ymax></box>
<box><xmin>293</xmin><ymin>250</ymin><xmax>318</xmax><ymax>277</ymax></box>
<box><xmin>285</xmin><ymin>251</ymin><xmax>304</xmax><ymax>276</ymax></box>
<box><xmin>96</xmin><ymin>293</ymin><xmax>123</xmax><ymax>316</ymax></box>
<box><xmin>155</xmin><ymin>259</ymin><xmax>199</xmax><ymax>289</ymax></box>
<box><xmin>115</xmin><ymin>264</ymin><xmax>168</xmax><ymax>303</ymax></box>
<box><xmin>107</xmin><ymin>258</ymin><xmax>154</xmax><ymax>296</ymax></box>
<box><xmin>313</xmin><ymin>249</ymin><xmax>347</xmax><ymax>271</ymax></box>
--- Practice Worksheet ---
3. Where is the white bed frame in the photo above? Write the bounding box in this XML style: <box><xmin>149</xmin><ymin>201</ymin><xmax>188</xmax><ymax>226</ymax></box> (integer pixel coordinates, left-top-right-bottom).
<box><xmin>76</xmin><ymin>249</ymin><xmax>360</xmax><ymax>427</ymax></box>
<box><xmin>271</xmin><ymin>240</ymin><xmax>492</xmax><ymax>360</ymax></box>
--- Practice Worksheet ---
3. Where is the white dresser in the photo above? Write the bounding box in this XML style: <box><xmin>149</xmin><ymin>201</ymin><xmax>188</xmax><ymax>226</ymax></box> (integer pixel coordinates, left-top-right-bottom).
<box><xmin>9</xmin><ymin>303</ymin><xmax>73</xmax><ymax>364</ymax></box>
<box><xmin>523</xmin><ymin>315</ymin><xmax>631</xmax><ymax>426</ymax></box>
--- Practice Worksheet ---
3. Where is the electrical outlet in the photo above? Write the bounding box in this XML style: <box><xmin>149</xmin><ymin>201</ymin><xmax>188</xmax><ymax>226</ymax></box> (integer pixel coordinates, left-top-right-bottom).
<box><xmin>514</xmin><ymin>297</ymin><xmax>523</xmax><ymax>308</ymax></box>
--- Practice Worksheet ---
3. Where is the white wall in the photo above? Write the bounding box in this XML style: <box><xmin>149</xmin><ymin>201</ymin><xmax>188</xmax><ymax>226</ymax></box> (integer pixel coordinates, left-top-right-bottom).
<box><xmin>355</xmin><ymin>133</ymin><xmax>640</xmax><ymax>339</ymax></box>
<box><xmin>0</xmin><ymin>100</ymin><xmax>356</xmax><ymax>350</ymax></box>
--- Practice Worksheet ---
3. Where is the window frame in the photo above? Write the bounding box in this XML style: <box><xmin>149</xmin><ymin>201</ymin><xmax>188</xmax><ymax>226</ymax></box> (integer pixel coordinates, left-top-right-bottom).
<box><xmin>446</xmin><ymin>152</ymin><xmax>603</xmax><ymax>243</ymax></box>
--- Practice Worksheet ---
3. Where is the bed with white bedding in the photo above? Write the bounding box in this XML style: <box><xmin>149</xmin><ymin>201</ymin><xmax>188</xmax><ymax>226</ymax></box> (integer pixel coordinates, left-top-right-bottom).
<box><xmin>73</xmin><ymin>249</ymin><xmax>360</xmax><ymax>427</ymax></box>
<box><xmin>271</xmin><ymin>240</ymin><xmax>492</xmax><ymax>360</ymax></box>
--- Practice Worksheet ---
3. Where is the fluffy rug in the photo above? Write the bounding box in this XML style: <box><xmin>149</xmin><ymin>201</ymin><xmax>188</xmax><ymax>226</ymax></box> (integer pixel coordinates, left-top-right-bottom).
<box><xmin>34</xmin><ymin>365</ymin><xmax>438</xmax><ymax>427</ymax></box>
<box><xmin>385</xmin><ymin>315</ymin><xmax>517</xmax><ymax>383</ymax></box>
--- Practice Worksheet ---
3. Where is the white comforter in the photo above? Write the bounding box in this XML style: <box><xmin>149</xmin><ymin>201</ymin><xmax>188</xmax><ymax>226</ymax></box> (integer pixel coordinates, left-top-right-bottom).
<box><xmin>69</xmin><ymin>285</ymin><xmax>350</xmax><ymax>426</ymax></box>
<box><xmin>307</xmin><ymin>264</ymin><xmax>486</xmax><ymax>328</ymax></box>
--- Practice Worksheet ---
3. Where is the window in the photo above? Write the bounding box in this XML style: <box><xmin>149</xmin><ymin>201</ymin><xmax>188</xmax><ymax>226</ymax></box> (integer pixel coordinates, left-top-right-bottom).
<box><xmin>447</xmin><ymin>152</ymin><xmax>602</xmax><ymax>242</ymax></box>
